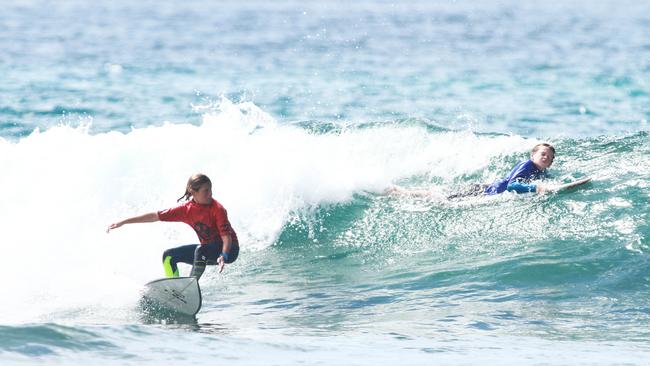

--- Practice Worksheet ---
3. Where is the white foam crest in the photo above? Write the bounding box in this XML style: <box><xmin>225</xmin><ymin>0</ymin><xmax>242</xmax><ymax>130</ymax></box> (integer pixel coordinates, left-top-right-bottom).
<box><xmin>0</xmin><ymin>99</ymin><xmax>530</xmax><ymax>322</ymax></box>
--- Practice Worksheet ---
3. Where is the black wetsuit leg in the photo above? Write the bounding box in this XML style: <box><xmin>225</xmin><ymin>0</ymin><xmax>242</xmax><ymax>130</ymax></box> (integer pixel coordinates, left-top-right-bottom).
<box><xmin>447</xmin><ymin>184</ymin><xmax>488</xmax><ymax>199</ymax></box>
<box><xmin>162</xmin><ymin>244</ymin><xmax>198</xmax><ymax>277</ymax></box>
<box><xmin>190</xmin><ymin>242</ymin><xmax>240</xmax><ymax>279</ymax></box>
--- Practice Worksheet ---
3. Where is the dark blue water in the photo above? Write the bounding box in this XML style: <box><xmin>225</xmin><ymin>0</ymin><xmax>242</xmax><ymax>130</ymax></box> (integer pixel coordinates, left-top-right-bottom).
<box><xmin>1</xmin><ymin>1</ymin><xmax>649</xmax><ymax>365</ymax></box>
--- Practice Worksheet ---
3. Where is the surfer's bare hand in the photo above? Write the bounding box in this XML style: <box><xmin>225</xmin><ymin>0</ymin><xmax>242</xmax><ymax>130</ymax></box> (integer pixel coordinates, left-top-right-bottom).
<box><xmin>536</xmin><ymin>184</ymin><xmax>550</xmax><ymax>194</ymax></box>
<box><xmin>217</xmin><ymin>255</ymin><xmax>225</xmax><ymax>273</ymax></box>
<box><xmin>106</xmin><ymin>222</ymin><xmax>122</xmax><ymax>233</ymax></box>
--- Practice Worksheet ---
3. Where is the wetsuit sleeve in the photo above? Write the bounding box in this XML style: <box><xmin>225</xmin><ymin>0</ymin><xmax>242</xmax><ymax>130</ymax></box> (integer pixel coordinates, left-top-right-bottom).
<box><xmin>506</xmin><ymin>182</ymin><xmax>537</xmax><ymax>193</ymax></box>
<box><xmin>158</xmin><ymin>204</ymin><xmax>188</xmax><ymax>222</ymax></box>
<box><xmin>506</xmin><ymin>161</ymin><xmax>534</xmax><ymax>184</ymax></box>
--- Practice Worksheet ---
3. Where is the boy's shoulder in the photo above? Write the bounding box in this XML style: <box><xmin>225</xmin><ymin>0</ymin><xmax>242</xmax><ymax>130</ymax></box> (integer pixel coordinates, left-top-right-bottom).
<box><xmin>210</xmin><ymin>198</ymin><xmax>226</xmax><ymax>210</ymax></box>
<box><xmin>510</xmin><ymin>159</ymin><xmax>533</xmax><ymax>172</ymax></box>
<box><xmin>517</xmin><ymin>159</ymin><xmax>537</xmax><ymax>170</ymax></box>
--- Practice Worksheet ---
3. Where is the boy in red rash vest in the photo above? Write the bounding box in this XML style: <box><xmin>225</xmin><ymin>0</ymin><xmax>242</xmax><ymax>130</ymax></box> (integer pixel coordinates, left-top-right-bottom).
<box><xmin>108</xmin><ymin>173</ymin><xmax>239</xmax><ymax>279</ymax></box>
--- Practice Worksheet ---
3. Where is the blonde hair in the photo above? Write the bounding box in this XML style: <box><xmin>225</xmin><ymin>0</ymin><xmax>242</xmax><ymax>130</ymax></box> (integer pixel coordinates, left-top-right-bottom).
<box><xmin>177</xmin><ymin>173</ymin><xmax>212</xmax><ymax>202</ymax></box>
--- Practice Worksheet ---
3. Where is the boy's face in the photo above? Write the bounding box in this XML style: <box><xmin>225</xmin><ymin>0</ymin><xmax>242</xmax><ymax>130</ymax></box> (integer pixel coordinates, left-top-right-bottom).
<box><xmin>192</xmin><ymin>183</ymin><xmax>213</xmax><ymax>205</ymax></box>
<box><xmin>531</xmin><ymin>146</ymin><xmax>554</xmax><ymax>170</ymax></box>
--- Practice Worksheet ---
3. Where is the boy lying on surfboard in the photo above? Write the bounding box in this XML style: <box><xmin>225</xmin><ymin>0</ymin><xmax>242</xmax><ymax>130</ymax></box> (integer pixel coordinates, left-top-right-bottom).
<box><xmin>388</xmin><ymin>143</ymin><xmax>590</xmax><ymax>199</ymax></box>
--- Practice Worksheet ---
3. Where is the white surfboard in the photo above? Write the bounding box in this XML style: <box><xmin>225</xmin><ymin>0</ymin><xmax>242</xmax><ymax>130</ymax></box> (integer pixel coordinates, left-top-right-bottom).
<box><xmin>549</xmin><ymin>177</ymin><xmax>592</xmax><ymax>192</ymax></box>
<box><xmin>141</xmin><ymin>277</ymin><xmax>202</xmax><ymax>316</ymax></box>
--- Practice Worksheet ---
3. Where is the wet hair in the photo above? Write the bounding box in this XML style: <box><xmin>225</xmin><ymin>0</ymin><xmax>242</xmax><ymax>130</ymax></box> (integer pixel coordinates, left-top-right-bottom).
<box><xmin>531</xmin><ymin>143</ymin><xmax>556</xmax><ymax>159</ymax></box>
<box><xmin>177</xmin><ymin>173</ymin><xmax>212</xmax><ymax>202</ymax></box>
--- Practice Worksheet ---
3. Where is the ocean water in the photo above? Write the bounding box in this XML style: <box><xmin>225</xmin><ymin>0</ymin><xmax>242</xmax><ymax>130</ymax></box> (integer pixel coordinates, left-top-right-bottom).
<box><xmin>1</xmin><ymin>0</ymin><xmax>649</xmax><ymax>364</ymax></box>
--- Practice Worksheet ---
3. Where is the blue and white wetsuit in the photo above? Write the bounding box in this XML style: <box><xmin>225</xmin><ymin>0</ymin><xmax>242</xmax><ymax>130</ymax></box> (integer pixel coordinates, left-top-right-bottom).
<box><xmin>484</xmin><ymin>159</ymin><xmax>547</xmax><ymax>195</ymax></box>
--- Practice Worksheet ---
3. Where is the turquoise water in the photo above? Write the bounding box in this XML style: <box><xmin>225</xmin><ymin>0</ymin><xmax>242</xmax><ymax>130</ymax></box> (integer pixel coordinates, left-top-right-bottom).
<box><xmin>1</xmin><ymin>1</ymin><xmax>649</xmax><ymax>365</ymax></box>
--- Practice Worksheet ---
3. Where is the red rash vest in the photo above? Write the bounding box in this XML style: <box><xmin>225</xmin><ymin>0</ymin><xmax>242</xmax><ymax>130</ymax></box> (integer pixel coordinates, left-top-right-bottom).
<box><xmin>158</xmin><ymin>199</ymin><xmax>238</xmax><ymax>245</ymax></box>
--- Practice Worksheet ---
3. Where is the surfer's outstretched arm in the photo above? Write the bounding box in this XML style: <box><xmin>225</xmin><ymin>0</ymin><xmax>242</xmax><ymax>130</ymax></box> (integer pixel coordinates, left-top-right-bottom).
<box><xmin>107</xmin><ymin>212</ymin><xmax>159</xmax><ymax>233</ymax></box>
<box><xmin>505</xmin><ymin>181</ymin><xmax>550</xmax><ymax>194</ymax></box>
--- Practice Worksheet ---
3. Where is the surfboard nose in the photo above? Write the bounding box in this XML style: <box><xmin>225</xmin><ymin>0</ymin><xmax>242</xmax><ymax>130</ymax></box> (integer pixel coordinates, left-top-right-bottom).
<box><xmin>141</xmin><ymin>277</ymin><xmax>202</xmax><ymax>317</ymax></box>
